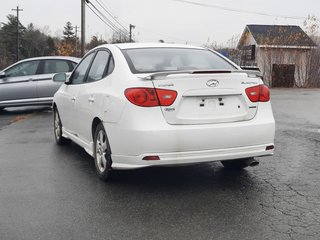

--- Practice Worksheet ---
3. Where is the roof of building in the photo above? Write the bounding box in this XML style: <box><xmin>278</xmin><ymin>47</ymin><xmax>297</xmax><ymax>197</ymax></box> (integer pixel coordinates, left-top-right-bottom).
<box><xmin>238</xmin><ymin>24</ymin><xmax>317</xmax><ymax>48</ymax></box>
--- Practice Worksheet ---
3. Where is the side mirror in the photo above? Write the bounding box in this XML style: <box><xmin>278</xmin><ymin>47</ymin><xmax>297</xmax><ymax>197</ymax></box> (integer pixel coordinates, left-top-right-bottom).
<box><xmin>0</xmin><ymin>72</ymin><xmax>6</xmax><ymax>79</ymax></box>
<box><xmin>53</xmin><ymin>73</ymin><xmax>68</xmax><ymax>83</ymax></box>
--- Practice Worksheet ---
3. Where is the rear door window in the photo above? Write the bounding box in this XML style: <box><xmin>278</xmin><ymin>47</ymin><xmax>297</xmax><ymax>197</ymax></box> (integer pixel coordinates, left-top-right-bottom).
<box><xmin>87</xmin><ymin>50</ymin><xmax>111</xmax><ymax>82</ymax></box>
<box><xmin>43</xmin><ymin>60</ymin><xmax>74</xmax><ymax>74</ymax></box>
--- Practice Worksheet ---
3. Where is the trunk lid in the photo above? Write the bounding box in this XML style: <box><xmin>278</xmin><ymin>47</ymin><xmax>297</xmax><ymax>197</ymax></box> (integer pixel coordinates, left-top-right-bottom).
<box><xmin>148</xmin><ymin>71</ymin><xmax>260</xmax><ymax>125</ymax></box>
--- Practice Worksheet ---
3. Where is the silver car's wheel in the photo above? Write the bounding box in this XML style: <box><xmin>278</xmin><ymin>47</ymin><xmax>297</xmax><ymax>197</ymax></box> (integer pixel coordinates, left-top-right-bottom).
<box><xmin>94</xmin><ymin>123</ymin><xmax>112</xmax><ymax>181</ymax></box>
<box><xmin>53</xmin><ymin>108</ymin><xmax>70</xmax><ymax>145</ymax></box>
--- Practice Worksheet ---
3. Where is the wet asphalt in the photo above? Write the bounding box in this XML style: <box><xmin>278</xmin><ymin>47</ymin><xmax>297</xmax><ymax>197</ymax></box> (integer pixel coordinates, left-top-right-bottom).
<box><xmin>0</xmin><ymin>89</ymin><xmax>319</xmax><ymax>240</ymax></box>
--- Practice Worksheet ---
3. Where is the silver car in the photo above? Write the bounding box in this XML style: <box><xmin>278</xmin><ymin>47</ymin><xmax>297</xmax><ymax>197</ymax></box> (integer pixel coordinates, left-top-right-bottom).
<box><xmin>0</xmin><ymin>56</ymin><xmax>80</xmax><ymax>111</ymax></box>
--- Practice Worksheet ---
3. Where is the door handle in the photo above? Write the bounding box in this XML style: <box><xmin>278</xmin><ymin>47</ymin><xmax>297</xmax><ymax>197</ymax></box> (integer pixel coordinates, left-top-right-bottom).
<box><xmin>71</xmin><ymin>96</ymin><xmax>76</xmax><ymax>102</ymax></box>
<box><xmin>88</xmin><ymin>97</ymin><xmax>95</xmax><ymax>103</ymax></box>
<box><xmin>28</xmin><ymin>78</ymin><xmax>33</xmax><ymax>81</ymax></box>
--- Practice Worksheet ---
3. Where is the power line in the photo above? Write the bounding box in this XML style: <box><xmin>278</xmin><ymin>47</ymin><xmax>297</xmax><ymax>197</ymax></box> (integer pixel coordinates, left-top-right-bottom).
<box><xmin>85</xmin><ymin>0</ymin><xmax>208</xmax><ymax>45</ymax></box>
<box><xmin>93</xmin><ymin>0</ymin><xmax>125</xmax><ymax>31</ymax></box>
<box><xmin>136</xmin><ymin>25</ymin><xmax>203</xmax><ymax>45</ymax></box>
<box><xmin>173</xmin><ymin>0</ymin><xmax>305</xmax><ymax>20</ymax></box>
<box><xmin>86</xmin><ymin>1</ymin><xmax>123</xmax><ymax>33</ymax></box>
<box><xmin>86</xmin><ymin>0</ymin><xmax>130</xmax><ymax>41</ymax></box>
<box><xmin>86</xmin><ymin>3</ymin><xmax>120</xmax><ymax>33</ymax></box>
<box><xmin>94</xmin><ymin>0</ymin><xmax>128</xmax><ymax>33</ymax></box>
<box><xmin>90</xmin><ymin>0</ymin><xmax>195</xmax><ymax>44</ymax></box>
<box><xmin>98</xmin><ymin>0</ymin><xmax>129</xmax><ymax>28</ymax></box>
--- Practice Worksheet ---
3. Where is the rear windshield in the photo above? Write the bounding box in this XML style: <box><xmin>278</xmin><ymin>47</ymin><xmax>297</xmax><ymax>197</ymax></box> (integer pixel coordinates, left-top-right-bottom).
<box><xmin>122</xmin><ymin>48</ymin><xmax>237</xmax><ymax>73</ymax></box>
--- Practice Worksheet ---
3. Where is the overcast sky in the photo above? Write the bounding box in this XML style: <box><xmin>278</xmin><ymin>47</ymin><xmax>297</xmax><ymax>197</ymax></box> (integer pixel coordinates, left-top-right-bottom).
<box><xmin>1</xmin><ymin>0</ymin><xmax>319</xmax><ymax>46</ymax></box>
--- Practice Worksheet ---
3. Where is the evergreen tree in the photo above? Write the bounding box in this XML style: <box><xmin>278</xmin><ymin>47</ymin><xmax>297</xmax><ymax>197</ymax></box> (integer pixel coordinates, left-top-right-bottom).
<box><xmin>0</xmin><ymin>15</ymin><xmax>25</xmax><ymax>66</ymax></box>
<box><xmin>63</xmin><ymin>21</ymin><xmax>76</xmax><ymax>44</ymax></box>
<box><xmin>21</xmin><ymin>23</ymin><xmax>48</xmax><ymax>57</ymax></box>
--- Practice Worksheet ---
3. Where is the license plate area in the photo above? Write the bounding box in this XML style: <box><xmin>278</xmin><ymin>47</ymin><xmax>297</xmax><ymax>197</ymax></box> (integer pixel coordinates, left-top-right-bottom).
<box><xmin>199</xmin><ymin>97</ymin><xmax>225</xmax><ymax>109</ymax></box>
<box><xmin>160</xmin><ymin>91</ymin><xmax>257</xmax><ymax>124</ymax></box>
<box><xmin>175</xmin><ymin>95</ymin><xmax>249</xmax><ymax>120</ymax></box>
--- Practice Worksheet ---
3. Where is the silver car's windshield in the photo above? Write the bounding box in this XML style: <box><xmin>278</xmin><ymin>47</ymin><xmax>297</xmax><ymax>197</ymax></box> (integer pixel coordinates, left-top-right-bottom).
<box><xmin>122</xmin><ymin>48</ymin><xmax>237</xmax><ymax>74</ymax></box>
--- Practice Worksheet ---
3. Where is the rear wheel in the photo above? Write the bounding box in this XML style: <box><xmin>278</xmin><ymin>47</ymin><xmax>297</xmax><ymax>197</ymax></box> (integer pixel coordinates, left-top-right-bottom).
<box><xmin>53</xmin><ymin>108</ymin><xmax>71</xmax><ymax>145</ymax></box>
<box><xmin>221</xmin><ymin>158</ymin><xmax>252</xmax><ymax>170</ymax></box>
<box><xmin>94</xmin><ymin>122</ymin><xmax>113</xmax><ymax>181</ymax></box>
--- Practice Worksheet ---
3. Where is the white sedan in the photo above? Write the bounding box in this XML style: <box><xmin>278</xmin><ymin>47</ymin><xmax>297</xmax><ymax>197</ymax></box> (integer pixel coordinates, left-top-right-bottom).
<box><xmin>53</xmin><ymin>43</ymin><xmax>275</xmax><ymax>181</ymax></box>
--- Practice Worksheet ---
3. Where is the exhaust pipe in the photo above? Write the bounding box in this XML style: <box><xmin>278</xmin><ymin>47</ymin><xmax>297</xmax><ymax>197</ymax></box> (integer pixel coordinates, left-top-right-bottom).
<box><xmin>245</xmin><ymin>158</ymin><xmax>259</xmax><ymax>167</ymax></box>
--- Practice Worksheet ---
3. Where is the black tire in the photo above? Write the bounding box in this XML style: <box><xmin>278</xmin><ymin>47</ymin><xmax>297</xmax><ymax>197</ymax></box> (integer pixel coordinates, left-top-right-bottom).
<box><xmin>221</xmin><ymin>158</ymin><xmax>251</xmax><ymax>170</ymax></box>
<box><xmin>53</xmin><ymin>108</ymin><xmax>71</xmax><ymax>145</ymax></box>
<box><xmin>93</xmin><ymin>122</ymin><xmax>113</xmax><ymax>181</ymax></box>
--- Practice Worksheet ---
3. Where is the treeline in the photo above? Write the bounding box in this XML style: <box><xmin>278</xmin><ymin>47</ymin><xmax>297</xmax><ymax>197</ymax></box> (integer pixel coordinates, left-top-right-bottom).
<box><xmin>0</xmin><ymin>15</ymin><xmax>124</xmax><ymax>69</ymax></box>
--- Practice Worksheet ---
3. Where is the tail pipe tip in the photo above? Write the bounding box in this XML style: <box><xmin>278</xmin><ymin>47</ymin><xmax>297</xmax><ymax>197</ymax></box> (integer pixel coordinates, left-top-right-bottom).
<box><xmin>245</xmin><ymin>158</ymin><xmax>260</xmax><ymax>167</ymax></box>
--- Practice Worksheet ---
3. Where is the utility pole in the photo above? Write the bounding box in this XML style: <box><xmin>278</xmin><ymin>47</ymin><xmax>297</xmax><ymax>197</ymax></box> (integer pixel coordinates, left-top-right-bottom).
<box><xmin>75</xmin><ymin>25</ymin><xmax>79</xmax><ymax>57</ymax></box>
<box><xmin>81</xmin><ymin>0</ymin><xmax>86</xmax><ymax>57</ymax></box>
<box><xmin>129</xmin><ymin>24</ymin><xmax>135</xmax><ymax>42</ymax></box>
<box><xmin>11</xmin><ymin>6</ymin><xmax>23</xmax><ymax>62</ymax></box>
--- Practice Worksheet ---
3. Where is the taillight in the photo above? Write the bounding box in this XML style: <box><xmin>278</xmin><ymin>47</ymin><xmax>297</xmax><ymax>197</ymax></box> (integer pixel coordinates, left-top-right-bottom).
<box><xmin>125</xmin><ymin>88</ymin><xmax>159</xmax><ymax>107</ymax></box>
<box><xmin>245</xmin><ymin>85</ymin><xmax>270</xmax><ymax>102</ymax></box>
<box><xmin>155</xmin><ymin>89</ymin><xmax>177</xmax><ymax>106</ymax></box>
<box><xmin>125</xmin><ymin>88</ymin><xmax>177</xmax><ymax>107</ymax></box>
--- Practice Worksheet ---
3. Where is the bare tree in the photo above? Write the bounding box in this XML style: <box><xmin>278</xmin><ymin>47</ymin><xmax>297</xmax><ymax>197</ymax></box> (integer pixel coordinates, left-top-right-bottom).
<box><xmin>303</xmin><ymin>15</ymin><xmax>320</xmax><ymax>87</ymax></box>
<box><xmin>109</xmin><ymin>30</ymin><xmax>130</xmax><ymax>44</ymax></box>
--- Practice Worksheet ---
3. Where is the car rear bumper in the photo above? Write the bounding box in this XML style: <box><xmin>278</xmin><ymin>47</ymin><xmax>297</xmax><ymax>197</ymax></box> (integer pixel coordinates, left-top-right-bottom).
<box><xmin>105</xmin><ymin>101</ymin><xmax>275</xmax><ymax>169</ymax></box>
<box><xmin>111</xmin><ymin>143</ymin><xmax>274</xmax><ymax>169</ymax></box>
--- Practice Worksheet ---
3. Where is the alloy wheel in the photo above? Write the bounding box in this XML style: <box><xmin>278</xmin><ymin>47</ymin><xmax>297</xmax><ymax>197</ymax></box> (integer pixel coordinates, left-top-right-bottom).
<box><xmin>54</xmin><ymin>110</ymin><xmax>61</xmax><ymax>141</ymax></box>
<box><xmin>95</xmin><ymin>129</ymin><xmax>108</xmax><ymax>173</ymax></box>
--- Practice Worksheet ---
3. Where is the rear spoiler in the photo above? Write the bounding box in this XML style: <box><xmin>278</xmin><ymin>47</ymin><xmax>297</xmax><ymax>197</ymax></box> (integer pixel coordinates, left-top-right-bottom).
<box><xmin>142</xmin><ymin>69</ymin><xmax>262</xmax><ymax>80</ymax></box>
<box><xmin>237</xmin><ymin>70</ymin><xmax>262</xmax><ymax>78</ymax></box>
